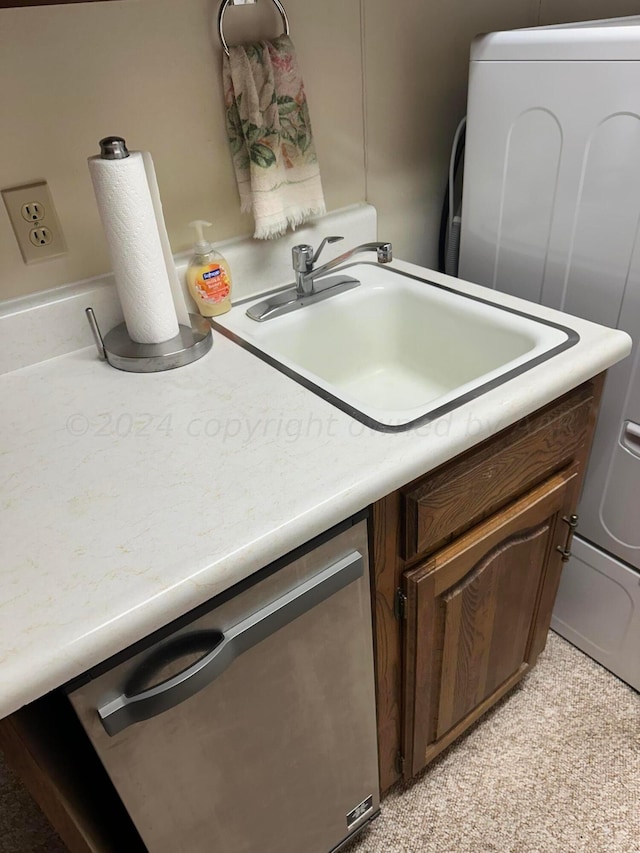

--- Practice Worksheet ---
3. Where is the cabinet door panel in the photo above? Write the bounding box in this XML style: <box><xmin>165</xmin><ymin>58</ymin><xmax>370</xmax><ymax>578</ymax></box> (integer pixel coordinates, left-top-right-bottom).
<box><xmin>437</xmin><ymin>520</ymin><xmax>550</xmax><ymax>739</ymax></box>
<box><xmin>403</xmin><ymin>466</ymin><xmax>578</xmax><ymax>778</ymax></box>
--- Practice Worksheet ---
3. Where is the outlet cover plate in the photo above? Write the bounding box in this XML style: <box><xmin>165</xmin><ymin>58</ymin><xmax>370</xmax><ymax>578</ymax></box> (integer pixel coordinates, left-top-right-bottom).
<box><xmin>2</xmin><ymin>180</ymin><xmax>67</xmax><ymax>264</ymax></box>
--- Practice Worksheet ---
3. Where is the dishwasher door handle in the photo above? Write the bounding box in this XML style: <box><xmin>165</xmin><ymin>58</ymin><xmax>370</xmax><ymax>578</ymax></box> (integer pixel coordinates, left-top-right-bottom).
<box><xmin>98</xmin><ymin>549</ymin><xmax>364</xmax><ymax>736</ymax></box>
<box><xmin>621</xmin><ymin>420</ymin><xmax>640</xmax><ymax>458</ymax></box>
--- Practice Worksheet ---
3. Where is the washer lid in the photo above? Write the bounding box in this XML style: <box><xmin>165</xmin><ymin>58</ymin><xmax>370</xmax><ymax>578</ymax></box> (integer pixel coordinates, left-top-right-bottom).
<box><xmin>471</xmin><ymin>15</ymin><xmax>640</xmax><ymax>62</ymax></box>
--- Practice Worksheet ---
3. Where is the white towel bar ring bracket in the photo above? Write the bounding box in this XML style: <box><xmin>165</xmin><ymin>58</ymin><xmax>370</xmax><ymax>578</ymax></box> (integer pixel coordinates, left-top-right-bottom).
<box><xmin>218</xmin><ymin>0</ymin><xmax>290</xmax><ymax>56</ymax></box>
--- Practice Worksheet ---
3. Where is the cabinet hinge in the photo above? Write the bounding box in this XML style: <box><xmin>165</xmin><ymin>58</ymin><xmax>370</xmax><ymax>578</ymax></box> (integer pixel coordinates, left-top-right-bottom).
<box><xmin>394</xmin><ymin>588</ymin><xmax>407</xmax><ymax>621</ymax></box>
<box><xmin>395</xmin><ymin>751</ymin><xmax>405</xmax><ymax>775</ymax></box>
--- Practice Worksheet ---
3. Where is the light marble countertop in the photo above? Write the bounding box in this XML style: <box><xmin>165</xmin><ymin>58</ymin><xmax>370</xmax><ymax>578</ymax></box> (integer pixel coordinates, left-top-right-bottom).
<box><xmin>0</xmin><ymin>259</ymin><xmax>631</xmax><ymax>718</ymax></box>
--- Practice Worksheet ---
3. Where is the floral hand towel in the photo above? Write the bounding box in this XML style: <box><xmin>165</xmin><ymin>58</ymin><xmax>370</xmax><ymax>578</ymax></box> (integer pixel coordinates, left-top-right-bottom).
<box><xmin>223</xmin><ymin>34</ymin><xmax>326</xmax><ymax>240</ymax></box>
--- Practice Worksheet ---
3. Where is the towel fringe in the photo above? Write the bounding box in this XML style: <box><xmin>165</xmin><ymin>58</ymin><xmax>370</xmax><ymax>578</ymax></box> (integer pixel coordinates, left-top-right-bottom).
<box><xmin>253</xmin><ymin>204</ymin><xmax>327</xmax><ymax>240</ymax></box>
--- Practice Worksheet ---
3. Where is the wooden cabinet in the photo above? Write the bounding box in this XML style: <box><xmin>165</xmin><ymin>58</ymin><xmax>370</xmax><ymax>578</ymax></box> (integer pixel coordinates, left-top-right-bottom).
<box><xmin>372</xmin><ymin>377</ymin><xmax>604</xmax><ymax>792</ymax></box>
<box><xmin>402</xmin><ymin>465</ymin><xmax>577</xmax><ymax>777</ymax></box>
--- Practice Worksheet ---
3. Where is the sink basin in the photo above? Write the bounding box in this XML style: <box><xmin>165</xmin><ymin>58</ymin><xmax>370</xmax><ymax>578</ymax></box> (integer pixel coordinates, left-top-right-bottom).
<box><xmin>213</xmin><ymin>264</ymin><xmax>578</xmax><ymax>431</ymax></box>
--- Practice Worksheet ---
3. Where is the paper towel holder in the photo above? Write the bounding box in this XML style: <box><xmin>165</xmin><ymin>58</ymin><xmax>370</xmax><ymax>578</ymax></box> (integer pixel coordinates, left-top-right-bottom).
<box><xmin>85</xmin><ymin>308</ymin><xmax>213</xmax><ymax>373</ymax></box>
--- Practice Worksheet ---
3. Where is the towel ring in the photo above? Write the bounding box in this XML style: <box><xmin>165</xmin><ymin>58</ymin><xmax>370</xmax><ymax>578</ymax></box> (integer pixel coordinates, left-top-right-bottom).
<box><xmin>218</xmin><ymin>0</ymin><xmax>290</xmax><ymax>56</ymax></box>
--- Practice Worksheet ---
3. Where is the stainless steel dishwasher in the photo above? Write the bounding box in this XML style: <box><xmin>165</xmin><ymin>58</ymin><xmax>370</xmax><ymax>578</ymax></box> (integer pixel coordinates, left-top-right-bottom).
<box><xmin>67</xmin><ymin>514</ymin><xmax>380</xmax><ymax>853</ymax></box>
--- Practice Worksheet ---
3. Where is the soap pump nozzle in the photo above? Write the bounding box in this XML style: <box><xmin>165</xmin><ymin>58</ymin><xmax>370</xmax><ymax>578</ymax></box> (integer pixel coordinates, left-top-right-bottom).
<box><xmin>189</xmin><ymin>220</ymin><xmax>214</xmax><ymax>256</ymax></box>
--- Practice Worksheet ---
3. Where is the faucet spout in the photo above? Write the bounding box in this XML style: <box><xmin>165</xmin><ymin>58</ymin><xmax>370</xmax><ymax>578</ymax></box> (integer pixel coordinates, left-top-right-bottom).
<box><xmin>304</xmin><ymin>241</ymin><xmax>393</xmax><ymax>290</ymax></box>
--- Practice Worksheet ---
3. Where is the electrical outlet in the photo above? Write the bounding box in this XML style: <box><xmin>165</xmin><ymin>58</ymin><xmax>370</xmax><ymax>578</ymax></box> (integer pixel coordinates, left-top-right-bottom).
<box><xmin>2</xmin><ymin>180</ymin><xmax>67</xmax><ymax>264</ymax></box>
<box><xmin>29</xmin><ymin>227</ymin><xmax>53</xmax><ymax>247</ymax></box>
<box><xmin>22</xmin><ymin>201</ymin><xmax>45</xmax><ymax>222</ymax></box>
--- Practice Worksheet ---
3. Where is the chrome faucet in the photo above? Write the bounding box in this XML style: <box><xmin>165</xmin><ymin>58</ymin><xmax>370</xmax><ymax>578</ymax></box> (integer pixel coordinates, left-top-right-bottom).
<box><xmin>293</xmin><ymin>237</ymin><xmax>393</xmax><ymax>297</ymax></box>
<box><xmin>246</xmin><ymin>236</ymin><xmax>393</xmax><ymax>322</ymax></box>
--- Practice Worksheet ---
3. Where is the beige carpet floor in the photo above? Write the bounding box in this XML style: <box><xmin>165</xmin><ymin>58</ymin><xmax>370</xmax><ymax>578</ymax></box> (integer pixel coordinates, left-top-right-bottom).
<box><xmin>347</xmin><ymin>632</ymin><xmax>640</xmax><ymax>853</ymax></box>
<box><xmin>0</xmin><ymin>632</ymin><xmax>638</xmax><ymax>852</ymax></box>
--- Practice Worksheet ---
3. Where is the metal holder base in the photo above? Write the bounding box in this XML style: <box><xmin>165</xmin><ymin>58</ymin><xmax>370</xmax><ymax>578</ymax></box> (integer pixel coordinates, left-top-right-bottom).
<box><xmin>86</xmin><ymin>309</ymin><xmax>212</xmax><ymax>373</ymax></box>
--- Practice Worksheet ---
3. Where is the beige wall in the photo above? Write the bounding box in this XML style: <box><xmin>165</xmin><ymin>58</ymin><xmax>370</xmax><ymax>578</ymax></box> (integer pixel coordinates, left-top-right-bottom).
<box><xmin>539</xmin><ymin>1</ymin><xmax>640</xmax><ymax>25</ymax></box>
<box><xmin>363</xmin><ymin>0</ymin><xmax>538</xmax><ymax>267</ymax></box>
<box><xmin>0</xmin><ymin>0</ymin><xmax>636</xmax><ymax>301</ymax></box>
<box><xmin>0</xmin><ymin>0</ymin><xmax>365</xmax><ymax>300</ymax></box>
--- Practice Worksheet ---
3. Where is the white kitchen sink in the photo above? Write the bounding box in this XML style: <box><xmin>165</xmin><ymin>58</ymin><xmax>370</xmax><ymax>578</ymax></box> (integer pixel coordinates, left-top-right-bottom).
<box><xmin>213</xmin><ymin>264</ymin><xmax>578</xmax><ymax>431</ymax></box>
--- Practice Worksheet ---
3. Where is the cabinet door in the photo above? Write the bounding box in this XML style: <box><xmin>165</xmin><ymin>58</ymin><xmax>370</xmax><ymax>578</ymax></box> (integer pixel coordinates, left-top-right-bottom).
<box><xmin>402</xmin><ymin>466</ymin><xmax>578</xmax><ymax>778</ymax></box>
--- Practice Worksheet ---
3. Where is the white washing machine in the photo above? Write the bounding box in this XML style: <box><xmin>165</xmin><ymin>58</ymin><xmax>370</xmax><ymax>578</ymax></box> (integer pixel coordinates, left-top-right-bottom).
<box><xmin>459</xmin><ymin>16</ymin><xmax>640</xmax><ymax>691</ymax></box>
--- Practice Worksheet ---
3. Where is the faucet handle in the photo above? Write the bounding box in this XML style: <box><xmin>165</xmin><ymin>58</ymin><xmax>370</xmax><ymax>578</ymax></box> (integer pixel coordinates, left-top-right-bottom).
<box><xmin>292</xmin><ymin>244</ymin><xmax>314</xmax><ymax>273</ymax></box>
<box><xmin>292</xmin><ymin>236</ymin><xmax>344</xmax><ymax>274</ymax></box>
<box><xmin>310</xmin><ymin>235</ymin><xmax>344</xmax><ymax>265</ymax></box>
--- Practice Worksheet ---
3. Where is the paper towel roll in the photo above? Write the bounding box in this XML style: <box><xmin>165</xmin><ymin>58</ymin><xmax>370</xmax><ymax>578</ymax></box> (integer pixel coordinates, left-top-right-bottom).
<box><xmin>141</xmin><ymin>152</ymin><xmax>191</xmax><ymax>331</ymax></box>
<box><xmin>89</xmin><ymin>152</ymin><xmax>183</xmax><ymax>344</ymax></box>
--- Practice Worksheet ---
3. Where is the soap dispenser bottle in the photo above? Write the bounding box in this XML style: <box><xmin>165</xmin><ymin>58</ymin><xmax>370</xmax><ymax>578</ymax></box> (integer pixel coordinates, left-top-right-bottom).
<box><xmin>186</xmin><ymin>220</ymin><xmax>233</xmax><ymax>317</ymax></box>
